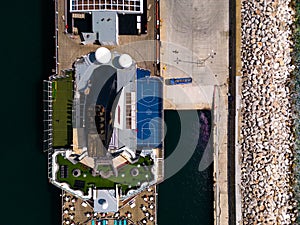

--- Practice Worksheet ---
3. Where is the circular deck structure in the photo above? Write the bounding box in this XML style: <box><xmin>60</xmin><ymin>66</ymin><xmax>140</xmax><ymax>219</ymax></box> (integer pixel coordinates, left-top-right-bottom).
<box><xmin>95</xmin><ymin>47</ymin><xmax>112</xmax><ymax>64</ymax></box>
<box><xmin>98</xmin><ymin>199</ymin><xmax>108</xmax><ymax>209</ymax></box>
<box><xmin>130</xmin><ymin>168</ymin><xmax>139</xmax><ymax>177</ymax></box>
<box><xmin>72</xmin><ymin>169</ymin><xmax>81</xmax><ymax>177</ymax></box>
<box><xmin>119</xmin><ymin>54</ymin><xmax>133</xmax><ymax>68</ymax></box>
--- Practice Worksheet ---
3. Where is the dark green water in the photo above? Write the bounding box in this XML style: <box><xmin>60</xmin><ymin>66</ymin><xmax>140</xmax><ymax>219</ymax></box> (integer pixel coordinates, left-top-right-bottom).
<box><xmin>158</xmin><ymin>110</ymin><xmax>214</xmax><ymax>225</ymax></box>
<box><xmin>2</xmin><ymin>0</ymin><xmax>61</xmax><ymax>225</ymax></box>
<box><xmin>2</xmin><ymin>1</ymin><xmax>213</xmax><ymax>224</ymax></box>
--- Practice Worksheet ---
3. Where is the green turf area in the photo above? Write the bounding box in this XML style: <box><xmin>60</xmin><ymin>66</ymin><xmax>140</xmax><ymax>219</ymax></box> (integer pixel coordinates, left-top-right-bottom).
<box><xmin>57</xmin><ymin>154</ymin><xmax>115</xmax><ymax>193</ymax></box>
<box><xmin>97</xmin><ymin>164</ymin><xmax>113</xmax><ymax>173</ymax></box>
<box><xmin>56</xmin><ymin>154</ymin><xmax>154</xmax><ymax>194</ymax></box>
<box><xmin>109</xmin><ymin>156</ymin><xmax>154</xmax><ymax>187</ymax></box>
<box><xmin>52</xmin><ymin>82</ymin><xmax>57</xmax><ymax>100</ymax></box>
<box><xmin>52</xmin><ymin>76</ymin><xmax>73</xmax><ymax>147</ymax></box>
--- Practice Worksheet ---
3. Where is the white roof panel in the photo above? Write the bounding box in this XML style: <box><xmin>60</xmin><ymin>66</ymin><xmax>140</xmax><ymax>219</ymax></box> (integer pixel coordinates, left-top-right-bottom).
<box><xmin>71</xmin><ymin>0</ymin><xmax>143</xmax><ymax>14</ymax></box>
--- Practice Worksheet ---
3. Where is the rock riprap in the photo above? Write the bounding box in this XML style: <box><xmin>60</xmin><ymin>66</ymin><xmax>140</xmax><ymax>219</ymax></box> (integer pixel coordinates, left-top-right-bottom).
<box><xmin>240</xmin><ymin>0</ymin><xmax>297</xmax><ymax>224</ymax></box>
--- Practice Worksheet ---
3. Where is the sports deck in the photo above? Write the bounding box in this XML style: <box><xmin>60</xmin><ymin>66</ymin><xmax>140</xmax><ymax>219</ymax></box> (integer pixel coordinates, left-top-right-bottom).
<box><xmin>137</xmin><ymin>69</ymin><xmax>163</xmax><ymax>148</ymax></box>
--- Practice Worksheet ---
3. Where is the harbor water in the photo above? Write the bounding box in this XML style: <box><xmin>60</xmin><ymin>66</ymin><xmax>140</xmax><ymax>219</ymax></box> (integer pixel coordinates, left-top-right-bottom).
<box><xmin>1</xmin><ymin>0</ymin><xmax>61</xmax><ymax>224</ymax></box>
<box><xmin>158</xmin><ymin>110</ymin><xmax>214</xmax><ymax>225</ymax></box>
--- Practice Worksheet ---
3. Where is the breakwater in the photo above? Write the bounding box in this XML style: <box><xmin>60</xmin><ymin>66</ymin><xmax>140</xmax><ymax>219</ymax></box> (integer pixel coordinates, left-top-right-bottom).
<box><xmin>240</xmin><ymin>0</ymin><xmax>297</xmax><ymax>223</ymax></box>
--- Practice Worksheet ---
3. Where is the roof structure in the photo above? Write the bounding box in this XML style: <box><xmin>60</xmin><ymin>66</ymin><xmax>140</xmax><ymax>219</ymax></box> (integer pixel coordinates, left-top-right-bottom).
<box><xmin>94</xmin><ymin>189</ymin><xmax>118</xmax><ymax>212</ymax></box>
<box><xmin>73</xmin><ymin>49</ymin><xmax>138</xmax><ymax>160</ymax></box>
<box><xmin>92</xmin><ymin>11</ymin><xmax>119</xmax><ymax>45</ymax></box>
<box><xmin>74</xmin><ymin>128</ymin><xmax>86</xmax><ymax>149</ymax></box>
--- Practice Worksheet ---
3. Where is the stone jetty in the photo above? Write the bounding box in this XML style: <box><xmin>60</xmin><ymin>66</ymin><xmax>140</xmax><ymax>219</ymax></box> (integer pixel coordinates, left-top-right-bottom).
<box><xmin>240</xmin><ymin>0</ymin><xmax>297</xmax><ymax>224</ymax></box>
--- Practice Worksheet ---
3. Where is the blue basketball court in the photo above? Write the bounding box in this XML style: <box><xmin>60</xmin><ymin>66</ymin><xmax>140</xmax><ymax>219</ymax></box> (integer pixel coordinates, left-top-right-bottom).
<box><xmin>136</xmin><ymin>69</ymin><xmax>163</xmax><ymax>148</ymax></box>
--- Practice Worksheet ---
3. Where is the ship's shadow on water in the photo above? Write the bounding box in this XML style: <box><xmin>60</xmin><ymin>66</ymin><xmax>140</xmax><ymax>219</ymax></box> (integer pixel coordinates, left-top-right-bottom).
<box><xmin>159</xmin><ymin>110</ymin><xmax>214</xmax><ymax>225</ymax></box>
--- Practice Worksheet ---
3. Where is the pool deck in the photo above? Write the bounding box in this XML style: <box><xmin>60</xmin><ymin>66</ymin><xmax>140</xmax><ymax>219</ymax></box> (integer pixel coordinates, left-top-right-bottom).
<box><xmin>62</xmin><ymin>186</ymin><xmax>158</xmax><ymax>225</ymax></box>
